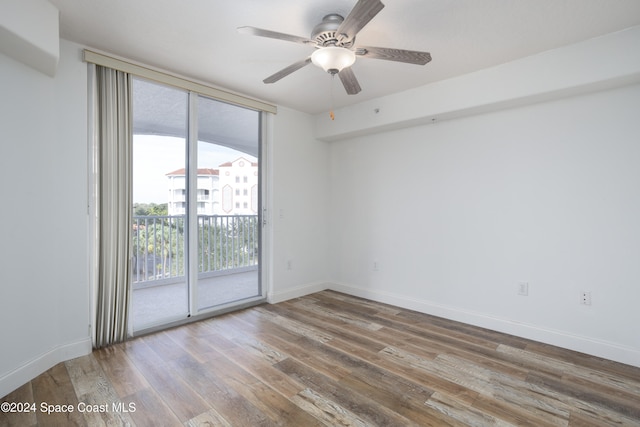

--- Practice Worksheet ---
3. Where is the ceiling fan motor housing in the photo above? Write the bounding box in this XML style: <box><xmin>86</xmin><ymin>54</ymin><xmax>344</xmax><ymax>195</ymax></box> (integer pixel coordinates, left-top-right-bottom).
<box><xmin>311</xmin><ymin>14</ymin><xmax>354</xmax><ymax>48</ymax></box>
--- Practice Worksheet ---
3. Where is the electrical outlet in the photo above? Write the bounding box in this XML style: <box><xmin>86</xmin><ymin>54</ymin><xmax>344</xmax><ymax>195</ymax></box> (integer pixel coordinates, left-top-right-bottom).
<box><xmin>580</xmin><ymin>291</ymin><xmax>591</xmax><ymax>305</ymax></box>
<box><xmin>373</xmin><ymin>261</ymin><xmax>380</xmax><ymax>271</ymax></box>
<box><xmin>287</xmin><ymin>260</ymin><xmax>293</xmax><ymax>270</ymax></box>
<box><xmin>518</xmin><ymin>282</ymin><xmax>529</xmax><ymax>296</ymax></box>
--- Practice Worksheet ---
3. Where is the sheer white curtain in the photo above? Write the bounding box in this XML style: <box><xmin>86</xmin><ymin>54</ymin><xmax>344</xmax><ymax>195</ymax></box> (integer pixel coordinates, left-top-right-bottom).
<box><xmin>92</xmin><ymin>65</ymin><xmax>133</xmax><ymax>348</ymax></box>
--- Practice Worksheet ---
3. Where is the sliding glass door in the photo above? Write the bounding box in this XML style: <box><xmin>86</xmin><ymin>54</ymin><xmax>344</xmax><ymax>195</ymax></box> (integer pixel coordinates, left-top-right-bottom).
<box><xmin>131</xmin><ymin>79</ymin><xmax>189</xmax><ymax>330</ymax></box>
<box><xmin>130</xmin><ymin>77</ymin><xmax>262</xmax><ymax>332</ymax></box>
<box><xmin>196</xmin><ymin>95</ymin><xmax>261</xmax><ymax>310</ymax></box>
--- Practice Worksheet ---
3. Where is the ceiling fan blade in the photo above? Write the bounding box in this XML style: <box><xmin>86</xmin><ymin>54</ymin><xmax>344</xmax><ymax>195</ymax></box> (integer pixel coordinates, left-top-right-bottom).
<box><xmin>356</xmin><ymin>46</ymin><xmax>432</xmax><ymax>65</ymax></box>
<box><xmin>338</xmin><ymin>67</ymin><xmax>362</xmax><ymax>95</ymax></box>
<box><xmin>337</xmin><ymin>0</ymin><xmax>385</xmax><ymax>41</ymax></box>
<box><xmin>237</xmin><ymin>26</ymin><xmax>315</xmax><ymax>45</ymax></box>
<box><xmin>263</xmin><ymin>57</ymin><xmax>312</xmax><ymax>84</ymax></box>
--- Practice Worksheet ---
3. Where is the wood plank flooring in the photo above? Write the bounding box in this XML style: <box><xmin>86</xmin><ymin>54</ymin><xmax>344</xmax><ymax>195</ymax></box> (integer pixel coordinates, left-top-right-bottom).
<box><xmin>2</xmin><ymin>290</ymin><xmax>640</xmax><ymax>426</ymax></box>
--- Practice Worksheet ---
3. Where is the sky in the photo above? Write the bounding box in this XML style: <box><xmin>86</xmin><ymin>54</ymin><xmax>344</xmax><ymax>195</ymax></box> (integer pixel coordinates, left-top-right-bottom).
<box><xmin>133</xmin><ymin>134</ymin><xmax>257</xmax><ymax>203</ymax></box>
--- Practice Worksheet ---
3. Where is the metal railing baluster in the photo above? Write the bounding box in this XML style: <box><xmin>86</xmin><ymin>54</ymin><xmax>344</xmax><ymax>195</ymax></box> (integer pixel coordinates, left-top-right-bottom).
<box><xmin>132</xmin><ymin>214</ymin><xmax>258</xmax><ymax>286</ymax></box>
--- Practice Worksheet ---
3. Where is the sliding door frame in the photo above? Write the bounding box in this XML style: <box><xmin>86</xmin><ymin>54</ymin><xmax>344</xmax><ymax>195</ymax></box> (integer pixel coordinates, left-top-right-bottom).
<box><xmin>85</xmin><ymin>48</ymin><xmax>274</xmax><ymax>337</ymax></box>
<box><xmin>130</xmin><ymin>98</ymin><xmax>269</xmax><ymax>338</ymax></box>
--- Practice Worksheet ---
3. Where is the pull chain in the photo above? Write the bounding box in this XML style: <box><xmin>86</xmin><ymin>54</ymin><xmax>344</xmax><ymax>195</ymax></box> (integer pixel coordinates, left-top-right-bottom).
<box><xmin>329</xmin><ymin>73</ymin><xmax>335</xmax><ymax>121</ymax></box>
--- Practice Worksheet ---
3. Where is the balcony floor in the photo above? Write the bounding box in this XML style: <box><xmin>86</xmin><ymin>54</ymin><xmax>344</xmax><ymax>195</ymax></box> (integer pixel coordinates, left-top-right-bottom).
<box><xmin>130</xmin><ymin>269</ymin><xmax>260</xmax><ymax>330</ymax></box>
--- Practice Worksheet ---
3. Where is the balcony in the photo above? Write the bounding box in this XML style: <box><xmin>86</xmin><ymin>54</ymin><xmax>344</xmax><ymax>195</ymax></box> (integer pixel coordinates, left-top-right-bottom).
<box><xmin>131</xmin><ymin>269</ymin><xmax>259</xmax><ymax>328</ymax></box>
<box><xmin>131</xmin><ymin>214</ymin><xmax>260</xmax><ymax>327</ymax></box>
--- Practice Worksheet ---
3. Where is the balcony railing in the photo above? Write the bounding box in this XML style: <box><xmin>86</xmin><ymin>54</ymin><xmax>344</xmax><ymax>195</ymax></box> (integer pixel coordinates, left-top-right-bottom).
<box><xmin>132</xmin><ymin>214</ymin><xmax>258</xmax><ymax>287</ymax></box>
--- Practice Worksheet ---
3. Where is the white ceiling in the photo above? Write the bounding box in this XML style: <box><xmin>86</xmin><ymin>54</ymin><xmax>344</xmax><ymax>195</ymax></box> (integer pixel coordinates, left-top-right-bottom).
<box><xmin>50</xmin><ymin>0</ymin><xmax>640</xmax><ymax>114</ymax></box>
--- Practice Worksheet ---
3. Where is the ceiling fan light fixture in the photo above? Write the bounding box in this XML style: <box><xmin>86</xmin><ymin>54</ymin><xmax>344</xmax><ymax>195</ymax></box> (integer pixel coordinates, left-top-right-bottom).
<box><xmin>311</xmin><ymin>46</ymin><xmax>356</xmax><ymax>74</ymax></box>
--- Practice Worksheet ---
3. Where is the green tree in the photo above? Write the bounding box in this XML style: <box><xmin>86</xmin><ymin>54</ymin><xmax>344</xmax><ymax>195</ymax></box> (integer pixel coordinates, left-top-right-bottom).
<box><xmin>133</xmin><ymin>203</ymin><xmax>168</xmax><ymax>216</ymax></box>
<box><xmin>133</xmin><ymin>215</ymin><xmax>185</xmax><ymax>281</ymax></box>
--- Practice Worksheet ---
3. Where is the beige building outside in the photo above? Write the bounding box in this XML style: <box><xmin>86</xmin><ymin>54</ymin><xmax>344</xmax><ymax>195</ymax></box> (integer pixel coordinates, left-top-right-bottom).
<box><xmin>166</xmin><ymin>157</ymin><xmax>258</xmax><ymax>216</ymax></box>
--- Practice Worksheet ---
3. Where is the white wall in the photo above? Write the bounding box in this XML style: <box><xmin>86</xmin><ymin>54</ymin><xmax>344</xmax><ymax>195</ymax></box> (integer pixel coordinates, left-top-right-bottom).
<box><xmin>0</xmin><ymin>40</ymin><xmax>91</xmax><ymax>397</ymax></box>
<box><xmin>0</xmin><ymin>0</ymin><xmax>59</xmax><ymax>77</ymax></box>
<box><xmin>328</xmin><ymin>83</ymin><xmax>640</xmax><ymax>367</ymax></box>
<box><xmin>316</xmin><ymin>26</ymin><xmax>640</xmax><ymax>142</ymax></box>
<box><xmin>268</xmin><ymin>107</ymin><xmax>331</xmax><ymax>302</ymax></box>
<box><xmin>317</xmin><ymin>25</ymin><xmax>640</xmax><ymax>368</ymax></box>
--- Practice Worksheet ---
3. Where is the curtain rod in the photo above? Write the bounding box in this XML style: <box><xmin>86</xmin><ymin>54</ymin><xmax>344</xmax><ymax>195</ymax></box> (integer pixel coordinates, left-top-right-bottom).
<box><xmin>83</xmin><ymin>49</ymin><xmax>277</xmax><ymax>114</ymax></box>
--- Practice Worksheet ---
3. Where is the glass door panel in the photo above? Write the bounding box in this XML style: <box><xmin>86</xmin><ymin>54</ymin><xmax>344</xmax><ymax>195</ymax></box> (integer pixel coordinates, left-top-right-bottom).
<box><xmin>196</xmin><ymin>95</ymin><xmax>261</xmax><ymax>310</ymax></box>
<box><xmin>129</xmin><ymin>79</ymin><xmax>264</xmax><ymax>332</ymax></box>
<box><xmin>130</xmin><ymin>77</ymin><xmax>189</xmax><ymax>330</ymax></box>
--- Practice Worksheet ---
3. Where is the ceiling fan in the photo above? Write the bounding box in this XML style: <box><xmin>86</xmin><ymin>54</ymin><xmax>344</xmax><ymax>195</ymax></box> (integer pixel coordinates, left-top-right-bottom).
<box><xmin>238</xmin><ymin>0</ymin><xmax>432</xmax><ymax>95</ymax></box>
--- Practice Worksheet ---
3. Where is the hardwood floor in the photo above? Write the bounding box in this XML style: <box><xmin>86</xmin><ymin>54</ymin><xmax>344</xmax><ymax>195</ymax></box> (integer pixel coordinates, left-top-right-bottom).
<box><xmin>2</xmin><ymin>290</ymin><xmax>640</xmax><ymax>426</ymax></box>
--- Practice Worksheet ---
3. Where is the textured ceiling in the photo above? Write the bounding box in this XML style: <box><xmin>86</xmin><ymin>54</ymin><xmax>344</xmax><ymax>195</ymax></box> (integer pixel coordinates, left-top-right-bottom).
<box><xmin>50</xmin><ymin>0</ymin><xmax>640</xmax><ymax>114</ymax></box>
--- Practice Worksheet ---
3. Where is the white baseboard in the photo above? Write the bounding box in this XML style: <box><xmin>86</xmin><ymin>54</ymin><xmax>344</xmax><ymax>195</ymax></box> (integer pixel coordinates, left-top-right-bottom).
<box><xmin>0</xmin><ymin>337</ymin><xmax>92</xmax><ymax>398</ymax></box>
<box><xmin>329</xmin><ymin>282</ymin><xmax>640</xmax><ymax>368</ymax></box>
<box><xmin>268</xmin><ymin>281</ymin><xmax>330</xmax><ymax>304</ymax></box>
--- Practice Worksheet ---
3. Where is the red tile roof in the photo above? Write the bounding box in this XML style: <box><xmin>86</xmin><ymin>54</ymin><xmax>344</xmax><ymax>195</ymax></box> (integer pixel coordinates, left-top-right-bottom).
<box><xmin>166</xmin><ymin>168</ymin><xmax>219</xmax><ymax>176</ymax></box>
<box><xmin>219</xmin><ymin>156</ymin><xmax>258</xmax><ymax>168</ymax></box>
